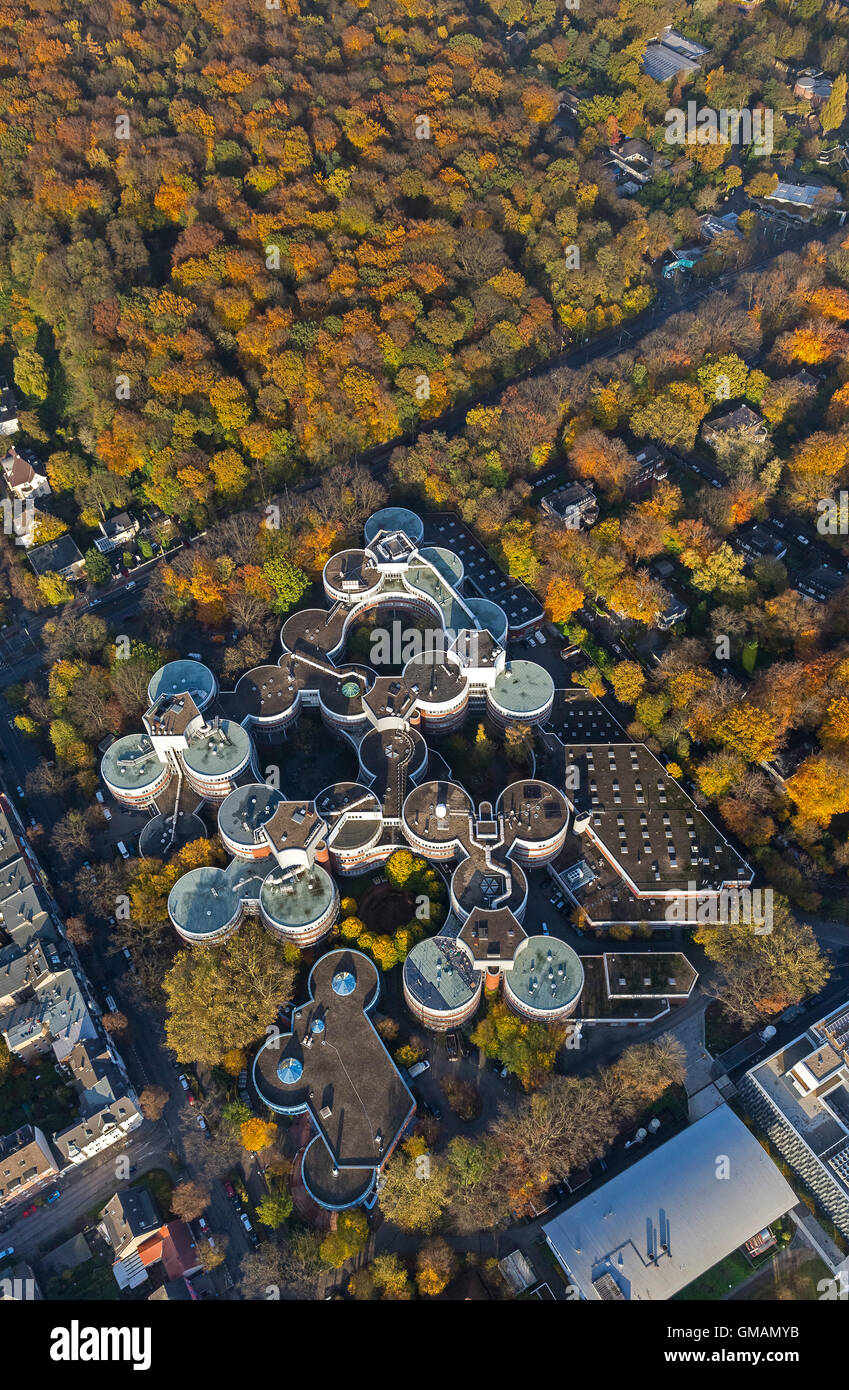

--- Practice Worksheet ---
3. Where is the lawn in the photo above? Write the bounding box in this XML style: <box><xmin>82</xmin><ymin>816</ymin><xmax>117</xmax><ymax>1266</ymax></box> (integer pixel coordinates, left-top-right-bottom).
<box><xmin>749</xmin><ymin>1253</ymin><xmax>831</xmax><ymax>1301</ymax></box>
<box><xmin>45</xmin><ymin>1256</ymin><xmax>120</xmax><ymax>1301</ymax></box>
<box><xmin>0</xmin><ymin>1060</ymin><xmax>79</xmax><ymax>1135</ymax></box>
<box><xmin>141</xmin><ymin>1169</ymin><xmax>174</xmax><ymax>1221</ymax></box>
<box><xmin>672</xmin><ymin>1248</ymin><xmax>752</xmax><ymax>1300</ymax></box>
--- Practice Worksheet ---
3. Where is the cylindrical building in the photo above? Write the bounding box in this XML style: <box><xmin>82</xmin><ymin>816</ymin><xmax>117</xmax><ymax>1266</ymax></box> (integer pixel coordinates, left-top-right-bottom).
<box><xmin>403</xmin><ymin>935</ymin><xmax>482</xmax><ymax>1030</ymax></box>
<box><xmin>147</xmin><ymin>659</ymin><xmax>217</xmax><ymax>712</ymax></box>
<box><xmin>101</xmin><ymin>733</ymin><xmax>171</xmax><ymax>809</ymax></box>
<box><xmin>503</xmin><ymin>935</ymin><xmax>584</xmax><ymax>1023</ymax></box>
<box><xmin>487</xmin><ymin>660</ymin><xmax>554</xmax><ymax>728</ymax></box>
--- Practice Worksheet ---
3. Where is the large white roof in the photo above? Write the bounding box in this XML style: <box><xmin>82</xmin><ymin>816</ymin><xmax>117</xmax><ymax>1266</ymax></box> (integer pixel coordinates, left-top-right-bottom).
<box><xmin>543</xmin><ymin>1105</ymin><xmax>796</xmax><ymax>1300</ymax></box>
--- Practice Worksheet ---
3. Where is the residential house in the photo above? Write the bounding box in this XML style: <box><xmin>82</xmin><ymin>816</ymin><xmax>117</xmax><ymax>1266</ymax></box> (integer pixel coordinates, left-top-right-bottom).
<box><xmin>28</xmin><ymin>534</ymin><xmax>85</xmax><ymax>582</ymax></box>
<box><xmin>556</xmin><ymin>87</ymin><xmax>586</xmax><ymax>119</ymax></box>
<box><xmin>607</xmin><ymin>138</ymin><xmax>670</xmax><ymax>195</ymax></box>
<box><xmin>0</xmin><ymin>378</ymin><xmax>18</xmax><ymax>436</ymax></box>
<box><xmin>731</xmin><ymin>522</ymin><xmax>788</xmax><ymax>564</ymax></box>
<box><xmin>1</xmin><ymin>447</ymin><xmax>50</xmax><ymax>502</ymax></box>
<box><xmin>53</xmin><ymin>1041</ymin><xmax>142</xmax><ymax>1167</ymax></box>
<box><xmin>793</xmin><ymin>563</ymin><xmax>846</xmax><ymax>603</ymax></box>
<box><xmin>0</xmin><ymin>1125</ymin><xmax>59</xmax><ymax>1210</ymax></box>
<box><xmin>543</xmin><ymin>1106</ymin><xmax>796</xmax><ymax>1299</ymax></box>
<box><xmin>93</xmin><ymin>511</ymin><xmax>140</xmax><ymax>555</ymax></box>
<box><xmin>701</xmin><ymin>404</ymin><xmax>768</xmax><ymax>449</ymax></box>
<box><xmin>102</xmin><ymin>1187</ymin><xmax>161</xmax><ymax>1260</ymax></box>
<box><xmin>699</xmin><ymin>210</ymin><xmax>742</xmax><ymax>241</ymax></box>
<box><xmin>0</xmin><ymin>941</ymin><xmax>51</xmax><ymax>1012</ymax></box>
<box><xmin>0</xmin><ymin>856</ymin><xmax>50</xmax><ymax>951</ymax></box>
<box><xmin>1</xmin><ymin>966</ymin><xmax>98</xmax><ymax>1062</ymax></box>
<box><xmin>642</xmin><ymin>28</ymin><xmax>709</xmax><ymax>83</ymax></box>
<box><xmin>541</xmin><ymin>482</ymin><xmax>599</xmax><ymax>529</ymax></box>
<box><xmin>630</xmin><ymin>443</ymin><xmax>668</xmax><ymax>490</ymax></box>
<box><xmin>102</xmin><ymin>1189</ymin><xmax>202</xmax><ymax>1290</ymax></box>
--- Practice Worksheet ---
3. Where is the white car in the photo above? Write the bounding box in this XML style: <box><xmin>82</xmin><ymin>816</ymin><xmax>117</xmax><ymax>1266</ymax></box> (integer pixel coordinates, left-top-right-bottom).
<box><xmin>408</xmin><ymin>1060</ymin><xmax>430</xmax><ymax>1080</ymax></box>
<box><xmin>197</xmin><ymin>1115</ymin><xmax>208</xmax><ymax>1133</ymax></box>
<box><xmin>102</xmin><ymin>806</ymin><xmax>112</xmax><ymax>821</ymax></box>
<box><xmin>178</xmin><ymin>1074</ymin><xmax>191</xmax><ymax>1091</ymax></box>
<box><xmin>240</xmin><ymin>1213</ymin><xmax>253</xmax><ymax>1234</ymax></box>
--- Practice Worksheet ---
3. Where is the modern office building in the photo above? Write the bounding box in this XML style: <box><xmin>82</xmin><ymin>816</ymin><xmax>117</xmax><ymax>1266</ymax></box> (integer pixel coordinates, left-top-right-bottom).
<box><xmin>739</xmin><ymin>1000</ymin><xmax>849</xmax><ymax>1239</ymax></box>
<box><xmin>403</xmin><ymin>906</ymin><xmax>584</xmax><ymax>1030</ymax></box>
<box><xmin>253</xmin><ymin>950</ymin><xmax>415</xmax><ymax>1209</ymax></box>
<box><xmin>101</xmin><ymin>509</ymin><xmax>753</xmax><ymax>956</ymax></box>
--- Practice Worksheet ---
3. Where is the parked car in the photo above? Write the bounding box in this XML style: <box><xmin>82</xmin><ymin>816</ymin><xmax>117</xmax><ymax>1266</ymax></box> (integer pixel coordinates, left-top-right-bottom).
<box><xmin>240</xmin><ymin>1212</ymin><xmax>254</xmax><ymax>1234</ymax></box>
<box><xmin>21</xmin><ymin>1205</ymin><xmax>37</xmax><ymax>1218</ymax></box>
<box><xmin>101</xmin><ymin>806</ymin><xmax>112</xmax><ymax>821</ymax></box>
<box><xmin>115</xmin><ymin>840</ymin><xmax>130</xmax><ymax>859</ymax></box>
<box><xmin>196</xmin><ymin>1115</ymin><xmax>208</xmax><ymax>1132</ymax></box>
<box><xmin>223</xmin><ymin>1181</ymin><xmax>238</xmax><ymax>1204</ymax></box>
<box><xmin>198</xmin><ymin>1216</ymin><xmax>210</xmax><ymax>1235</ymax></box>
<box><xmin>445</xmin><ymin>1033</ymin><xmax>459</xmax><ymax>1062</ymax></box>
<box><xmin>178</xmin><ymin>1073</ymin><xmax>191</xmax><ymax>1091</ymax></box>
<box><xmin>122</xmin><ymin>947</ymin><xmax>132</xmax><ymax>962</ymax></box>
<box><xmin>186</xmin><ymin>1092</ymin><xmax>196</xmax><ymax>1106</ymax></box>
<box><xmin>45</xmin><ymin>1190</ymin><xmax>61</xmax><ymax>1205</ymax></box>
<box><xmin>125</xmin><ymin>580</ymin><xmax>136</xmax><ymax>590</ymax></box>
<box><xmin>0</xmin><ymin>1247</ymin><xmax>14</xmax><ymax>1261</ymax></box>
<box><xmin>95</xmin><ymin>790</ymin><xmax>105</xmax><ymax>803</ymax></box>
<box><xmin>15</xmin><ymin>786</ymin><xmax>23</xmax><ymax>798</ymax></box>
<box><xmin>414</xmin><ymin>1090</ymin><xmax>441</xmax><ymax>1120</ymax></box>
<box><xmin>407</xmin><ymin>1059</ymin><xmax>430</xmax><ymax>1080</ymax></box>
<box><xmin>541</xmin><ymin>921</ymin><xmax>549</xmax><ymax>936</ymax></box>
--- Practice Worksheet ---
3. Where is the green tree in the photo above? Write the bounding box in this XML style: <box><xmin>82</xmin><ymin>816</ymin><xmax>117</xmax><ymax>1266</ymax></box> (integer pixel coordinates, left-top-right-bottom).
<box><xmin>163</xmin><ymin>922</ymin><xmax>296</xmax><ymax>1064</ymax></box>
<box><xmin>319</xmin><ymin>1210</ymin><xmax>369</xmax><ymax>1267</ymax></box>
<box><xmin>471</xmin><ymin>999</ymin><xmax>564</xmax><ymax>1089</ymax></box>
<box><xmin>256</xmin><ymin>1191</ymin><xmax>293</xmax><ymax>1229</ymax></box>
<box><xmin>820</xmin><ymin>73</ymin><xmax>847</xmax><ymax>133</ymax></box>
<box><xmin>13</xmin><ymin>346</ymin><xmax>49</xmax><ymax>401</ymax></box>
<box><xmin>378</xmin><ymin>1136</ymin><xmax>451</xmax><ymax>1233</ymax></box>
<box><xmin>84</xmin><ymin>548</ymin><xmax>112</xmax><ymax>585</ymax></box>
<box><xmin>260</xmin><ymin>554</ymin><xmax>309</xmax><ymax>615</ymax></box>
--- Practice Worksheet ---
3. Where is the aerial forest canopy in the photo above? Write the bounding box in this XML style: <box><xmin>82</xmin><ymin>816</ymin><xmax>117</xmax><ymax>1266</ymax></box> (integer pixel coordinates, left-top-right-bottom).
<box><xmin>0</xmin><ymin>0</ymin><xmax>793</xmax><ymax>515</ymax></box>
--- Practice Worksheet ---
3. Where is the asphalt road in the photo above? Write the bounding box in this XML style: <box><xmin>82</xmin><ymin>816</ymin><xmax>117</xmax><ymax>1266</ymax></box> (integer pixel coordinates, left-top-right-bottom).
<box><xmin>1</xmin><ymin>1126</ymin><xmax>172</xmax><ymax>1260</ymax></box>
